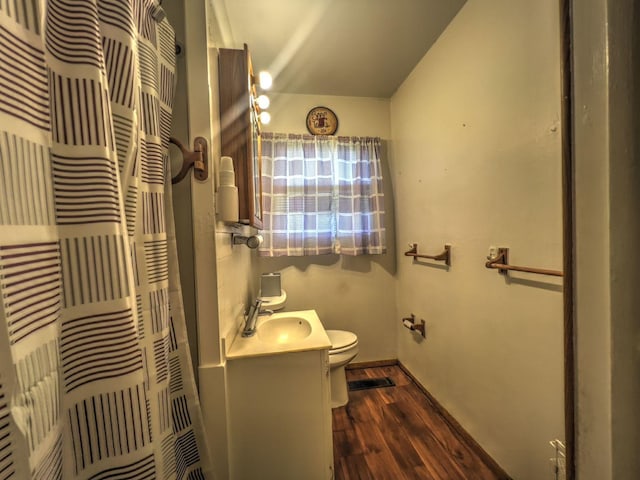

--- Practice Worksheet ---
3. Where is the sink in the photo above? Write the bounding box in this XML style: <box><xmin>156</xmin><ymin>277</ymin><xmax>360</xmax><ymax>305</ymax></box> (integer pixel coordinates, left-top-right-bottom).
<box><xmin>226</xmin><ymin>310</ymin><xmax>331</xmax><ymax>359</ymax></box>
<box><xmin>257</xmin><ymin>316</ymin><xmax>313</xmax><ymax>344</ymax></box>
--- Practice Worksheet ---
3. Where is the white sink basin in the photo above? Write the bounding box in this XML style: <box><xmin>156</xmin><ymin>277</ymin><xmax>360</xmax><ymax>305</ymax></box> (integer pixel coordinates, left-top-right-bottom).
<box><xmin>226</xmin><ymin>310</ymin><xmax>331</xmax><ymax>359</ymax></box>
<box><xmin>257</xmin><ymin>316</ymin><xmax>312</xmax><ymax>344</ymax></box>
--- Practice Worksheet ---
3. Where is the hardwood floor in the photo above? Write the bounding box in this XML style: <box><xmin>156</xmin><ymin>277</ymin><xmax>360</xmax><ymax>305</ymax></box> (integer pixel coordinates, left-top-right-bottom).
<box><xmin>332</xmin><ymin>365</ymin><xmax>511</xmax><ymax>480</ymax></box>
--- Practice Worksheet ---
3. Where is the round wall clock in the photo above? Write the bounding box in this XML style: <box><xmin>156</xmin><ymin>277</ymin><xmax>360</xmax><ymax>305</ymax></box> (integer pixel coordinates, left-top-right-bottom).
<box><xmin>306</xmin><ymin>106</ymin><xmax>338</xmax><ymax>135</ymax></box>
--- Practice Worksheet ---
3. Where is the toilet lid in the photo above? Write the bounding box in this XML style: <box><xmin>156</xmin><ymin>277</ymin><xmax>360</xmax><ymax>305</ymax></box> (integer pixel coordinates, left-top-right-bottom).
<box><xmin>326</xmin><ymin>330</ymin><xmax>357</xmax><ymax>350</ymax></box>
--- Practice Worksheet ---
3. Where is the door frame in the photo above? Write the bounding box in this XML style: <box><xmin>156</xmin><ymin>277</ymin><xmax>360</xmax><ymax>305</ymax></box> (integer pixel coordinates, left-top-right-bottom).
<box><xmin>560</xmin><ymin>0</ymin><xmax>575</xmax><ymax>478</ymax></box>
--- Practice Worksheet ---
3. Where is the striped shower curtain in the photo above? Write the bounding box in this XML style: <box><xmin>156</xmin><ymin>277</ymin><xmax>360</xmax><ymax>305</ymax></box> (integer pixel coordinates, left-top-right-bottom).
<box><xmin>0</xmin><ymin>1</ymin><xmax>210</xmax><ymax>479</ymax></box>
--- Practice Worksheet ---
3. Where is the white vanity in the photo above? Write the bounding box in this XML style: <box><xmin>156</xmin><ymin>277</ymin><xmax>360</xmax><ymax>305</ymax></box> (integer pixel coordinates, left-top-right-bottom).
<box><xmin>226</xmin><ymin>310</ymin><xmax>334</xmax><ymax>480</ymax></box>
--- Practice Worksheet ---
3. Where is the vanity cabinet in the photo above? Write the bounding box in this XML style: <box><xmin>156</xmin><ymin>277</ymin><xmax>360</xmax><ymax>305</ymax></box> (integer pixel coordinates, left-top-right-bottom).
<box><xmin>226</xmin><ymin>349</ymin><xmax>333</xmax><ymax>480</ymax></box>
<box><xmin>218</xmin><ymin>44</ymin><xmax>263</xmax><ymax>228</ymax></box>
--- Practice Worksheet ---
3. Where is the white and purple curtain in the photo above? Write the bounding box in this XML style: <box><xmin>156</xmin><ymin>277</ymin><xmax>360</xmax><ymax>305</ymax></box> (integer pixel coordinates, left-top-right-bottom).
<box><xmin>0</xmin><ymin>1</ymin><xmax>210</xmax><ymax>479</ymax></box>
<box><xmin>260</xmin><ymin>133</ymin><xmax>386</xmax><ymax>257</ymax></box>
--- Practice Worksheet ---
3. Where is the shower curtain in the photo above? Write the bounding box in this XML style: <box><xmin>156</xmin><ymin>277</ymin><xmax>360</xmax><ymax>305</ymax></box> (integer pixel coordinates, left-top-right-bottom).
<box><xmin>0</xmin><ymin>1</ymin><xmax>210</xmax><ymax>479</ymax></box>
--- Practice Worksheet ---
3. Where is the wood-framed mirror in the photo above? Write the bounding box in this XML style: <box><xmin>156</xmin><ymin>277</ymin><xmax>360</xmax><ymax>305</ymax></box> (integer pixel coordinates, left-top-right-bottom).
<box><xmin>218</xmin><ymin>44</ymin><xmax>263</xmax><ymax>228</ymax></box>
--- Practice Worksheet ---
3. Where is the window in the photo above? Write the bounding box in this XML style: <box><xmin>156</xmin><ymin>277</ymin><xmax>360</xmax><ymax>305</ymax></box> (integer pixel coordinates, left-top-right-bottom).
<box><xmin>259</xmin><ymin>133</ymin><xmax>386</xmax><ymax>256</ymax></box>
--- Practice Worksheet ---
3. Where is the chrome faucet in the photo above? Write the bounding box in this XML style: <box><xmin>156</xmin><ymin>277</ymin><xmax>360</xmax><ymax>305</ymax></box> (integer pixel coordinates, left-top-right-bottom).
<box><xmin>241</xmin><ymin>298</ymin><xmax>263</xmax><ymax>337</ymax></box>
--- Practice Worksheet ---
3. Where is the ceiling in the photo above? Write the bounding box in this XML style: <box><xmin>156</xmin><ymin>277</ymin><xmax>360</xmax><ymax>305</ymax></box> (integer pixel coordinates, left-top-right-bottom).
<box><xmin>212</xmin><ymin>0</ymin><xmax>467</xmax><ymax>98</ymax></box>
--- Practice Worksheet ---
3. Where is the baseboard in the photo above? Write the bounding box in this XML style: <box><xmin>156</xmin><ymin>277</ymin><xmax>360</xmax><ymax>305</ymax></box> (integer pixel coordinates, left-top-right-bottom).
<box><xmin>346</xmin><ymin>359</ymin><xmax>398</xmax><ymax>370</ymax></box>
<box><xmin>397</xmin><ymin>362</ymin><xmax>512</xmax><ymax>480</ymax></box>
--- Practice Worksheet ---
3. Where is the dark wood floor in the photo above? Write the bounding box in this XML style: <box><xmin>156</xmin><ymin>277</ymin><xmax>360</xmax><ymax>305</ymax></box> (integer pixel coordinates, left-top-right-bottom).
<box><xmin>332</xmin><ymin>365</ymin><xmax>510</xmax><ymax>480</ymax></box>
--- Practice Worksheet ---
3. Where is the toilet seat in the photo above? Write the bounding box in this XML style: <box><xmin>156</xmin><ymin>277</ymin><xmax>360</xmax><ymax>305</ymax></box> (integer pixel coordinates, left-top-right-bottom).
<box><xmin>326</xmin><ymin>330</ymin><xmax>358</xmax><ymax>354</ymax></box>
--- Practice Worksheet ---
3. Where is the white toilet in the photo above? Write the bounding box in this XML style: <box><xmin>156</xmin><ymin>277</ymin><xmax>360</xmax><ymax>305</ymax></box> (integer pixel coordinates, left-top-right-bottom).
<box><xmin>326</xmin><ymin>329</ymin><xmax>359</xmax><ymax>408</ymax></box>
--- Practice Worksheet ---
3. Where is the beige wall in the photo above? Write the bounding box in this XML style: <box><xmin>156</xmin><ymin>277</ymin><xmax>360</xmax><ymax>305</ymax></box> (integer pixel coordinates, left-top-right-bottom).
<box><xmin>257</xmin><ymin>93</ymin><xmax>397</xmax><ymax>362</ymax></box>
<box><xmin>266</xmin><ymin>93</ymin><xmax>391</xmax><ymax>138</ymax></box>
<box><xmin>390</xmin><ymin>1</ymin><xmax>564</xmax><ymax>478</ymax></box>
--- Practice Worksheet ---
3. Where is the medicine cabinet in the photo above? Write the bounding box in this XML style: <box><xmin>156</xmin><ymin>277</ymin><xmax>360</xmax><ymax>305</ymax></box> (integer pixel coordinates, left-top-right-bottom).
<box><xmin>218</xmin><ymin>44</ymin><xmax>263</xmax><ymax>228</ymax></box>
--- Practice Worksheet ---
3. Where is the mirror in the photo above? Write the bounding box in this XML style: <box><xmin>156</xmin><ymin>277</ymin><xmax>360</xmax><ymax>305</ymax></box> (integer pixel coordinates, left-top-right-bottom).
<box><xmin>250</xmin><ymin>103</ymin><xmax>263</xmax><ymax>223</ymax></box>
<box><xmin>218</xmin><ymin>44</ymin><xmax>263</xmax><ymax>228</ymax></box>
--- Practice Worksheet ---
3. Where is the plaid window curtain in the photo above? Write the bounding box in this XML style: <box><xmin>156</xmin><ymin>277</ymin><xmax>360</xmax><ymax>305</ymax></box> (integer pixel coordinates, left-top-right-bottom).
<box><xmin>260</xmin><ymin>133</ymin><xmax>386</xmax><ymax>256</ymax></box>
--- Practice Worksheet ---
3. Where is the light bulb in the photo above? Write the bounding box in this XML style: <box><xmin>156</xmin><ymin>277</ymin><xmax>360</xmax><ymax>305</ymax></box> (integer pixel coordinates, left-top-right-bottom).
<box><xmin>256</xmin><ymin>94</ymin><xmax>270</xmax><ymax>110</ymax></box>
<box><xmin>259</xmin><ymin>71</ymin><xmax>272</xmax><ymax>90</ymax></box>
<box><xmin>259</xmin><ymin>111</ymin><xmax>271</xmax><ymax>125</ymax></box>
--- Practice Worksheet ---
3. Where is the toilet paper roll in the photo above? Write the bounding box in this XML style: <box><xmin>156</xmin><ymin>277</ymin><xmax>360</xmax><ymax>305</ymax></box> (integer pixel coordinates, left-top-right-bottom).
<box><xmin>403</xmin><ymin>319</ymin><xmax>414</xmax><ymax>329</ymax></box>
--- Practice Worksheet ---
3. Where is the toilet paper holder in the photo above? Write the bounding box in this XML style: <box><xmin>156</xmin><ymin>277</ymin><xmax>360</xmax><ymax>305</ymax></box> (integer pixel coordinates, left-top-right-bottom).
<box><xmin>401</xmin><ymin>313</ymin><xmax>426</xmax><ymax>338</ymax></box>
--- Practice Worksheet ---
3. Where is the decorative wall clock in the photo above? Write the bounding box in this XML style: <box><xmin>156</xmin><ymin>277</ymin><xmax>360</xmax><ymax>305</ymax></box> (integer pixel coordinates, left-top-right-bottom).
<box><xmin>306</xmin><ymin>106</ymin><xmax>338</xmax><ymax>135</ymax></box>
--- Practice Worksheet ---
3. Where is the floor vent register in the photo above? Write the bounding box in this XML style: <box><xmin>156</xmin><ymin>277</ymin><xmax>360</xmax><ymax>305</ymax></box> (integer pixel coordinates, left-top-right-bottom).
<box><xmin>347</xmin><ymin>377</ymin><xmax>395</xmax><ymax>391</ymax></box>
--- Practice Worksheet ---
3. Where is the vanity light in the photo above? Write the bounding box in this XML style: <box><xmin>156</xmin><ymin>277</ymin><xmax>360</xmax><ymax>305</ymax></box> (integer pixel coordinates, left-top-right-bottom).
<box><xmin>256</xmin><ymin>94</ymin><xmax>270</xmax><ymax>110</ymax></box>
<box><xmin>259</xmin><ymin>111</ymin><xmax>271</xmax><ymax>125</ymax></box>
<box><xmin>258</xmin><ymin>71</ymin><xmax>272</xmax><ymax>90</ymax></box>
